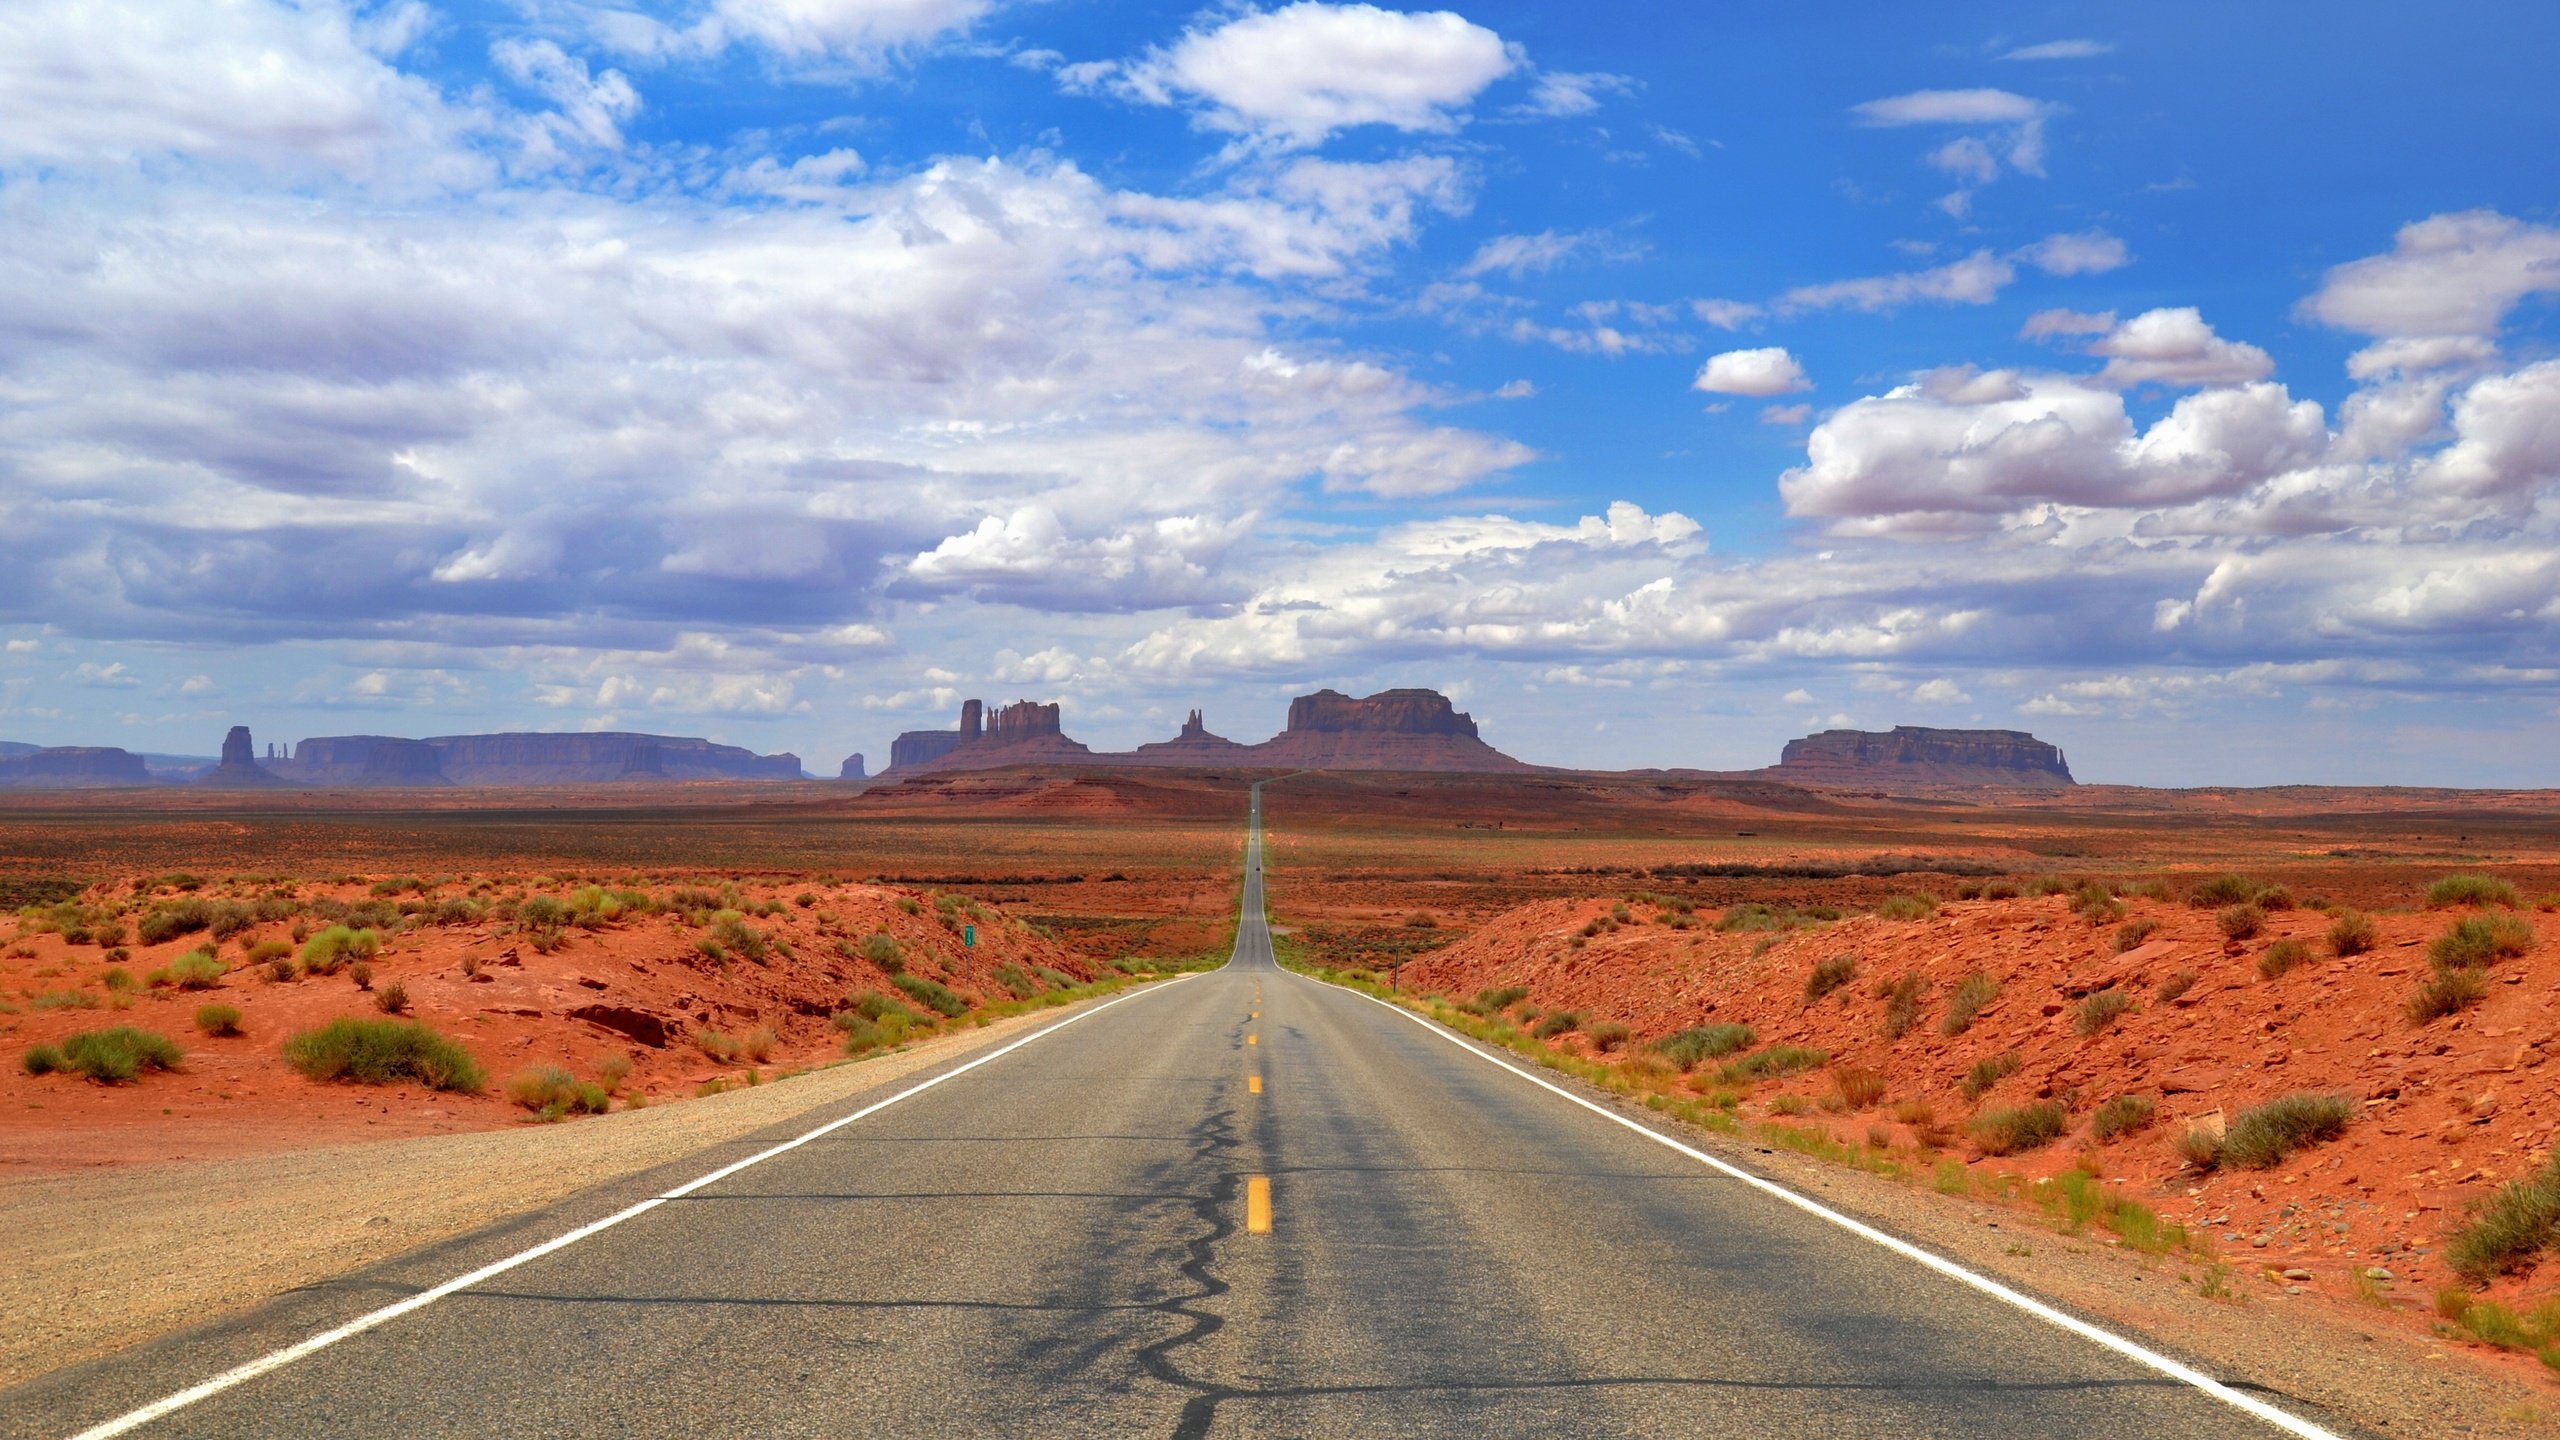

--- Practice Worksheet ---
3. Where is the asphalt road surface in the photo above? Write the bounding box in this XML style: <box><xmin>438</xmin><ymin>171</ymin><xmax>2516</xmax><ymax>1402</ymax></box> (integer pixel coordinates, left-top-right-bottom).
<box><xmin>14</xmin><ymin>784</ymin><xmax>2341</xmax><ymax>1438</ymax></box>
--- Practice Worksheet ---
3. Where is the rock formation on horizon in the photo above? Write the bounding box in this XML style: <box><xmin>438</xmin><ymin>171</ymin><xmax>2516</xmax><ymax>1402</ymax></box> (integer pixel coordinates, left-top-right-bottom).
<box><xmin>884</xmin><ymin>697</ymin><xmax>1094</xmax><ymax>774</ymax></box>
<box><xmin>1768</xmin><ymin>726</ymin><xmax>2074</xmax><ymax>789</ymax></box>
<box><xmin>197</xmin><ymin>725</ymin><xmax>290</xmax><ymax>787</ymax></box>
<box><xmin>840</xmin><ymin>753</ymin><xmax>866</xmax><ymax>780</ymax></box>
<box><xmin>0</xmin><ymin>743</ymin><xmax>152</xmax><ymax>788</ymax></box>
<box><xmin>1244</xmin><ymin>688</ymin><xmax>1528</xmax><ymax>772</ymax></box>
<box><xmin>1127</xmin><ymin>709</ymin><xmax>1253</xmax><ymax>765</ymax></box>
<box><xmin>884</xmin><ymin>687</ymin><xmax>1527</xmax><ymax>776</ymax></box>
<box><xmin>265</xmin><ymin>731</ymin><xmax>800</xmax><ymax>786</ymax></box>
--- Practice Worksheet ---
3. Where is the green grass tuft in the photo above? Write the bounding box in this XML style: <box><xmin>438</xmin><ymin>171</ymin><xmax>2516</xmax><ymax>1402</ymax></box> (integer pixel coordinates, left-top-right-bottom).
<box><xmin>2447</xmin><ymin>1154</ymin><xmax>2560</xmax><ymax>1283</ymax></box>
<box><xmin>1969</xmin><ymin>1101</ymin><xmax>2068</xmax><ymax>1156</ymax></box>
<box><xmin>2326</xmin><ymin>910</ymin><xmax>2378</xmax><ymax>956</ymax></box>
<box><xmin>2429</xmin><ymin>874</ymin><xmax>2521</xmax><ymax>909</ymax></box>
<box><xmin>1803</xmin><ymin>953</ymin><xmax>1857</xmax><ymax>1003</ymax></box>
<box><xmin>891</xmin><ymin>973</ymin><xmax>968</xmax><ymax>1017</ymax></box>
<box><xmin>194</xmin><ymin>1003</ymin><xmax>243</xmax><ymax>1036</ymax></box>
<box><xmin>1940</xmin><ymin>973</ymin><xmax>1998</xmax><ymax>1036</ymax></box>
<box><xmin>1959</xmin><ymin>1050</ymin><xmax>2021</xmax><ymax>1100</ymax></box>
<box><xmin>283</xmin><ymin>1017</ymin><xmax>482</xmax><ymax>1091</ymax></box>
<box><xmin>2090</xmin><ymin>1094</ymin><xmax>2155</xmax><ymax>1141</ymax></box>
<box><xmin>2221</xmin><ymin>1091</ymin><xmax>2352</xmax><ymax>1169</ymax></box>
<box><xmin>1654</xmin><ymin>1023</ymin><xmax>1753</xmax><ymax>1069</ymax></box>
<box><xmin>2073</xmin><ymin>988</ymin><xmax>2133</xmax><ymax>1036</ymax></box>
<box><xmin>25</xmin><ymin>1026</ymin><xmax>183</xmax><ymax>1083</ymax></box>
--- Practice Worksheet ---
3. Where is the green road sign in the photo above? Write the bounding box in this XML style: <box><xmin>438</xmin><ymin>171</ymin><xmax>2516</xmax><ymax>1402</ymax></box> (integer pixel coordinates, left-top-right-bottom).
<box><xmin>963</xmin><ymin>924</ymin><xmax>975</xmax><ymax>947</ymax></box>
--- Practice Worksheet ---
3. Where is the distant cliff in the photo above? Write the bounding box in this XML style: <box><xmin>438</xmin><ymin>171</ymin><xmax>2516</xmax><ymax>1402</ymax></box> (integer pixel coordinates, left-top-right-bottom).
<box><xmin>1769</xmin><ymin>726</ymin><xmax>2074</xmax><ymax>789</ymax></box>
<box><xmin>198</xmin><ymin>725</ymin><xmax>289</xmax><ymax>788</ymax></box>
<box><xmin>1246</xmin><ymin>689</ymin><xmax>1527</xmax><ymax>771</ymax></box>
<box><xmin>265</xmin><ymin>731</ymin><xmax>801</xmax><ymax>786</ymax></box>
<box><xmin>0</xmin><ymin>745</ymin><xmax>151</xmax><ymax>788</ymax></box>
<box><xmin>885</xmin><ymin>688</ymin><xmax>1526</xmax><ymax>776</ymax></box>
<box><xmin>883</xmin><ymin>698</ymin><xmax>1095</xmax><ymax>774</ymax></box>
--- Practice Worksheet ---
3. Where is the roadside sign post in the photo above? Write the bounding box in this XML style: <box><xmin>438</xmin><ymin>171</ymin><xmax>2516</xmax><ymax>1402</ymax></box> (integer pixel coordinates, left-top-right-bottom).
<box><xmin>963</xmin><ymin>923</ymin><xmax>975</xmax><ymax>948</ymax></box>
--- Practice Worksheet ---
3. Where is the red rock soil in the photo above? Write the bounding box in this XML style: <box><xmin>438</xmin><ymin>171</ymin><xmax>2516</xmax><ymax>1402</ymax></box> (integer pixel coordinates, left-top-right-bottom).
<box><xmin>1399</xmin><ymin>885</ymin><xmax>2560</xmax><ymax>1377</ymax></box>
<box><xmin>0</xmin><ymin>875</ymin><xmax>1097</xmax><ymax>1173</ymax></box>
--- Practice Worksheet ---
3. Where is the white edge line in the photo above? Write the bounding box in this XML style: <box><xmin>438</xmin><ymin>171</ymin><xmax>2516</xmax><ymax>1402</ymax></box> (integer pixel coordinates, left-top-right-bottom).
<box><xmin>67</xmin><ymin>975</ymin><xmax>1198</xmax><ymax>1440</ymax></box>
<box><xmin>1310</xmin><ymin>976</ymin><xmax>2346</xmax><ymax>1440</ymax></box>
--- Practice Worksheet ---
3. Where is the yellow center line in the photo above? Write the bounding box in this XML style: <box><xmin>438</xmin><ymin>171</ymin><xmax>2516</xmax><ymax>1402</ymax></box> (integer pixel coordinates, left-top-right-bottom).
<box><xmin>1247</xmin><ymin>1033</ymin><xmax>1257</xmax><ymax>1046</ymax></box>
<box><xmin>1247</xmin><ymin>1074</ymin><xmax>1262</xmax><ymax>1094</ymax></box>
<box><xmin>1245</xmin><ymin>1175</ymin><xmax>1272</xmax><ymax>1234</ymax></box>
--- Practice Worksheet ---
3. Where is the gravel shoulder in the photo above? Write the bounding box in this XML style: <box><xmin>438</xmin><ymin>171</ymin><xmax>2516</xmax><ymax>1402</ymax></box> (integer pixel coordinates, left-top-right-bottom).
<box><xmin>0</xmin><ymin>997</ymin><xmax>1130</xmax><ymax>1389</ymax></box>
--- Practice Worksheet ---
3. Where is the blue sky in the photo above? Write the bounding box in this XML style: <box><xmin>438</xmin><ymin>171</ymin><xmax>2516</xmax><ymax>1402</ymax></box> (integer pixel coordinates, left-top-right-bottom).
<box><xmin>2</xmin><ymin>0</ymin><xmax>2557</xmax><ymax>783</ymax></box>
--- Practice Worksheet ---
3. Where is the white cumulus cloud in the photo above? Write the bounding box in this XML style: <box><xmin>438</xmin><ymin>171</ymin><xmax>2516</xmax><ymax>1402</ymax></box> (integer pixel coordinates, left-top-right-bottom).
<box><xmin>1693</xmin><ymin>347</ymin><xmax>1811</xmax><ymax>397</ymax></box>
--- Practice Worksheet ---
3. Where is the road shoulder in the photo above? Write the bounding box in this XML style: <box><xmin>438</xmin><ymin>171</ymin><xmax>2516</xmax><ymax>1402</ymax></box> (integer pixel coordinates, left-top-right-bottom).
<box><xmin>0</xmin><ymin>993</ymin><xmax>1148</xmax><ymax>1391</ymax></box>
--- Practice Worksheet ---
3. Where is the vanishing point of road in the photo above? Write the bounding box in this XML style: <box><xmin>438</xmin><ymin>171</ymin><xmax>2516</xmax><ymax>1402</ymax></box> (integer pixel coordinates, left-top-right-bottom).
<box><xmin>10</xmin><ymin>784</ymin><xmax>2345</xmax><ymax>1438</ymax></box>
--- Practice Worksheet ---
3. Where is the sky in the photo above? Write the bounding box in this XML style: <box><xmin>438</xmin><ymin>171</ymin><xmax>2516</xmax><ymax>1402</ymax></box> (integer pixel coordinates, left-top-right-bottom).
<box><xmin>2</xmin><ymin>0</ymin><xmax>2558</xmax><ymax>784</ymax></box>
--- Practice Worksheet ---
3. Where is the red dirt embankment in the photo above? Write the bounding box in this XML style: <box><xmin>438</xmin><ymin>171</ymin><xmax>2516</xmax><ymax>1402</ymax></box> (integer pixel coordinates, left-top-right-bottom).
<box><xmin>1</xmin><ymin>875</ymin><xmax>1096</xmax><ymax>1172</ymax></box>
<box><xmin>1401</xmin><ymin>886</ymin><xmax>2560</xmax><ymax>1319</ymax></box>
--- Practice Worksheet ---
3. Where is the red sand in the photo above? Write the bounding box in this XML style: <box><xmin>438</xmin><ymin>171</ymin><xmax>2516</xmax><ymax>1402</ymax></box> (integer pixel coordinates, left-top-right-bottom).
<box><xmin>1</xmin><ymin>877</ymin><xmax>1095</xmax><ymax>1172</ymax></box>
<box><xmin>1403</xmin><ymin>889</ymin><xmax>2560</xmax><ymax>1323</ymax></box>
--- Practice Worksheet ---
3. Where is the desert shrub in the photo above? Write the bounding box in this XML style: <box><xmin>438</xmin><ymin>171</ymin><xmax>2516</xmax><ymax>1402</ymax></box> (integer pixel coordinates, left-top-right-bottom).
<box><xmin>100</xmin><ymin>965</ymin><xmax>136</xmax><ymax>992</ymax></box>
<box><xmin>298</xmin><ymin>925</ymin><xmax>379</xmax><ymax>976</ymax></box>
<box><xmin>373</xmin><ymin>982</ymin><xmax>408</xmax><ymax>1014</ymax></box>
<box><xmin>1834</xmin><ymin>1066</ymin><xmax>1888</xmax><ymax>1109</ymax></box>
<box><xmin>2069</xmin><ymin>882</ymin><xmax>2126</xmax><ymax>925</ymax></box>
<box><xmin>194</xmin><ymin>1003</ymin><xmax>243</xmax><ymax>1036</ymax></box>
<box><xmin>1533</xmin><ymin>1010</ymin><xmax>1583</xmax><ymax>1039</ymax></box>
<box><xmin>991</xmin><ymin>964</ymin><xmax>1042</xmax><ymax>1000</ymax></box>
<box><xmin>2091</xmin><ymin>1094</ymin><xmax>2156</xmax><ymax>1141</ymax></box>
<box><xmin>1767</xmin><ymin>1094</ymin><xmax>1812</xmax><ymax>1116</ymax></box>
<box><xmin>2175</xmin><ymin>1125</ymin><xmax>2223</xmax><ymax>1171</ymax></box>
<box><xmin>834</xmin><ymin>1003</ymin><xmax>914</xmax><ymax>1054</ymax></box>
<box><xmin>1940</xmin><ymin>973</ymin><xmax>1998</xmax><ymax>1036</ymax></box>
<box><xmin>2154</xmin><ymin>969</ymin><xmax>2198</xmax><ymax>1004</ymax></box>
<box><xmin>2221</xmin><ymin>1092</ymin><xmax>2353</xmax><ymax>1169</ymax></box>
<box><xmin>706</xmin><ymin>913</ymin><xmax>769</xmax><ymax>965</ymax></box>
<box><xmin>91</xmin><ymin>920</ymin><xmax>126</xmax><ymax>947</ymax></box>
<box><xmin>892</xmin><ymin>974</ymin><xmax>968</xmax><ymax>1018</ymax></box>
<box><xmin>244</xmin><ymin>938</ymin><xmax>293</xmax><ymax>967</ymax></box>
<box><xmin>27</xmin><ymin>1026</ymin><xmax>182</xmax><ymax>1083</ymax></box>
<box><xmin>348</xmin><ymin>960</ymin><xmax>374</xmax><ymax>990</ymax></box>
<box><xmin>1721</xmin><ymin>1045</ymin><xmax>1828</xmax><ymax>1083</ymax></box>
<box><xmin>135</xmin><ymin>898</ymin><xmax>215</xmax><ymax>945</ymax></box>
<box><xmin>1803</xmin><ymin>954</ymin><xmax>1857</xmax><ymax>1003</ymax></box>
<box><xmin>2123</xmin><ymin>878</ymin><xmax>2173</xmax><ymax>902</ymax></box>
<box><xmin>1876</xmin><ymin>972</ymin><xmax>1926</xmax><ymax>1040</ymax></box>
<box><xmin>1876</xmin><ymin>892</ymin><xmax>1938</xmax><ymax>921</ymax></box>
<box><xmin>2073</xmin><ymin>988</ymin><xmax>2133</xmax><ymax>1036</ymax></box>
<box><xmin>858</xmin><ymin>931</ymin><xmax>905</xmax><ymax>973</ymax></box>
<box><xmin>2252</xmin><ymin>886</ymin><xmax>2296</xmax><ymax>912</ymax></box>
<box><xmin>1959</xmin><ymin>1050</ymin><xmax>2021</xmax><ymax>1100</ymax></box>
<box><xmin>1979</xmin><ymin>879</ymin><xmax>2022</xmax><ymax>901</ymax></box>
<box><xmin>1475</xmin><ymin>984</ymin><xmax>1530</xmax><ymax>1011</ymax></box>
<box><xmin>506</xmin><ymin>1065</ymin><xmax>610</xmax><ymax>1118</ymax></box>
<box><xmin>2216</xmin><ymin>903</ymin><xmax>2264</xmax><ymax>941</ymax></box>
<box><xmin>2447</xmin><ymin>1155</ymin><xmax>2560</xmax><ymax>1282</ymax></box>
<box><xmin>161</xmin><ymin>949</ymin><xmax>226</xmax><ymax>991</ymax></box>
<box><xmin>2431</xmin><ymin>874</ymin><xmax>2521</xmax><ymax>909</ymax></box>
<box><xmin>1969</xmin><ymin>1101</ymin><xmax>2068</xmax><ymax>1156</ymax></box>
<box><xmin>2409</xmin><ymin>966</ymin><xmax>2490</xmax><ymax>1025</ymax></box>
<box><xmin>285</xmin><ymin>1018</ymin><xmax>482</xmax><ymax>1091</ymax></box>
<box><xmin>1655</xmin><ymin>1023</ymin><xmax>1754</xmax><ymax>1069</ymax></box>
<box><xmin>519</xmin><ymin>896</ymin><xmax>570</xmax><ymax>930</ymax></box>
<box><xmin>32</xmin><ymin>989</ymin><xmax>98</xmax><ymax>1010</ymax></box>
<box><xmin>1584</xmin><ymin>1020</ymin><xmax>1632</xmax><ymax>1052</ymax></box>
<box><xmin>2432</xmin><ymin>913</ymin><xmax>2534</xmax><ymax>970</ymax></box>
<box><xmin>2327</xmin><ymin>910</ymin><xmax>2379</xmax><ymax>956</ymax></box>
<box><xmin>1716</xmin><ymin>902</ymin><xmax>1836</xmax><ymax>933</ymax></box>
<box><xmin>695</xmin><ymin>1029</ymin><xmax>743</xmax><ymax>1063</ymax></box>
<box><xmin>2113</xmin><ymin>918</ymin><xmax>2159</xmax><ymax>952</ymax></box>
<box><xmin>596</xmin><ymin>1054</ymin><xmax>632</xmax><ymax>1091</ymax></box>
<box><xmin>2188</xmin><ymin>874</ymin><xmax>2257</xmax><ymax>908</ymax></box>
<box><xmin>2257</xmin><ymin>938</ymin><xmax>2311</xmax><ymax>980</ymax></box>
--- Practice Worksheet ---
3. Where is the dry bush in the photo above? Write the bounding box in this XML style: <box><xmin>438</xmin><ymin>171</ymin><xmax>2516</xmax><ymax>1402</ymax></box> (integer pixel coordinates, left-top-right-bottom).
<box><xmin>2257</xmin><ymin>938</ymin><xmax>2310</xmax><ymax>980</ymax></box>
<box><xmin>1940</xmin><ymin>973</ymin><xmax>1997</xmax><ymax>1036</ymax></box>
<box><xmin>2327</xmin><ymin>910</ymin><xmax>2378</xmax><ymax>957</ymax></box>
<box><xmin>2073</xmin><ymin>988</ymin><xmax>2133</xmax><ymax>1036</ymax></box>
<box><xmin>2216</xmin><ymin>903</ymin><xmax>2264</xmax><ymax>941</ymax></box>
<box><xmin>1969</xmin><ymin>1102</ymin><xmax>2068</xmax><ymax>1156</ymax></box>
<box><xmin>1803</xmin><ymin>954</ymin><xmax>1857</xmax><ymax>1003</ymax></box>
<box><xmin>1833</xmin><ymin>1066</ymin><xmax>1888</xmax><ymax>1109</ymax></box>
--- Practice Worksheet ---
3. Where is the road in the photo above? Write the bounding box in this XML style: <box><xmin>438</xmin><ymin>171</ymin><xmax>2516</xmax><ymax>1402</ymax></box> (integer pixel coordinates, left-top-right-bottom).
<box><xmin>13</xmin><ymin>783</ymin><xmax>2339</xmax><ymax>1438</ymax></box>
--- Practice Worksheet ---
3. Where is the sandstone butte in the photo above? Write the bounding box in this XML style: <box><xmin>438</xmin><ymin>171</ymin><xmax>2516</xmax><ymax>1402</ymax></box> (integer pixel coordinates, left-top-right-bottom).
<box><xmin>884</xmin><ymin>687</ymin><xmax>1530</xmax><ymax>776</ymax></box>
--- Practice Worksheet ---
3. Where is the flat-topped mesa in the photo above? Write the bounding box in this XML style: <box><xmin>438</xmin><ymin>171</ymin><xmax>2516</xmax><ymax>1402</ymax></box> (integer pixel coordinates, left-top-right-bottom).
<box><xmin>1284</xmin><ymin>687</ymin><xmax>1480</xmax><ymax>737</ymax></box>
<box><xmin>0</xmin><ymin>745</ymin><xmax>151</xmax><ymax>788</ymax></box>
<box><xmin>1250</xmin><ymin>688</ymin><xmax>1528</xmax><ymax>772</ymax></box>
<box><xmin>1771</xmin><ymin>726</ymin><xmax>2074</xmax><ymax>789</ymax></box>
<box><xmin>839</xmin><ymin>753</ymin><xmax>867</xmax><ymax>780</ymax></box>
<box><xmin>272</xmin><ymin>735</ymin><xmax>449</xmax><ymax>786</ymax></box>
<box><xmin>984</xmin><ymin>700</ymin><xmax>1062</xmax><ymax>744</ymax></box>
<box><xmin>421</xmin><ymin>732</ymin><xmax>799</xmax><ymax>785</ymax></box>
<box><xmin>198</xmin><ymin>725</ymin><xmax>290</xmax><ymax>787</ymax></box>
<box><xmin>269</xmin><ymin>731</ymin><xmax>800</xmax><ymax>785</ymax></box>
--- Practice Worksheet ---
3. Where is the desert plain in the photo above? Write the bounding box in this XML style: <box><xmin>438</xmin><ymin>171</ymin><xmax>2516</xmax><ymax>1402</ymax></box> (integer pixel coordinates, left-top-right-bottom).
<box><xmin>10</xmin><ymin>765</ymin><xmax>2560</xmax><ymax>1434</ymax></box>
